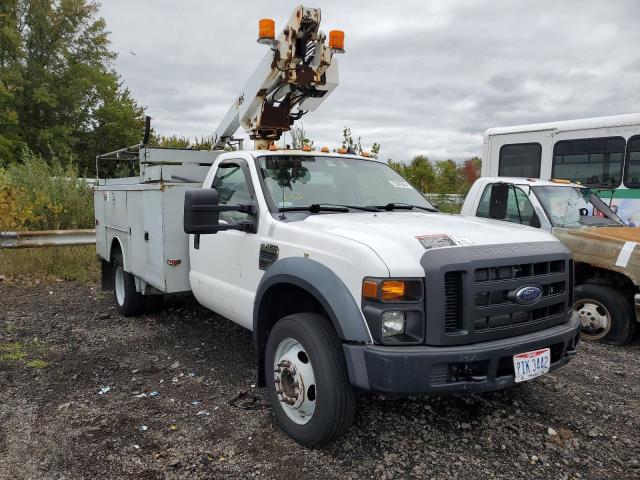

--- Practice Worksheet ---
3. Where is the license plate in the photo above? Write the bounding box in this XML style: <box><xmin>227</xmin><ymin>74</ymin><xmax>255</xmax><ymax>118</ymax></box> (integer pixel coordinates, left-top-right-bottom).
<box><xmin>513</xmin><ymin>348</ymin><xmax>550</xmax><ymax>383</ymax></box>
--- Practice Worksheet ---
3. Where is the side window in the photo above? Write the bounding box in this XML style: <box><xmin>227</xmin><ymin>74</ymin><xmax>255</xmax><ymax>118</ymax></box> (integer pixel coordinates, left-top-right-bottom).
<box><xmin>498</xmin><ymin>143</ymin><xmax>542</xmax><ymax>177</ymax></box>
<box><xmin>624</xmin><ymin>136</ymin><xmax>640</xmax><ymax>188</ymax></box>
<box><xmin>552</xmin><ymin>137</ymin><xmax>625</xmax><ymax>187</ymax></box>
<box><xmin>476</xmin><ymin>184</ymin><xmax>539</xmax><ymax>227</ymax></box>
<box><xmin>211</xmin><ymin>163</ymin><xmax>252</xmax><ymax>224</ymax></box>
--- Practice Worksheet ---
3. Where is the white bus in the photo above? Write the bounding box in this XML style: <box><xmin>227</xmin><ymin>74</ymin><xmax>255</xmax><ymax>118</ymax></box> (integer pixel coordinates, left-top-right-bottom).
<box><xmin>482</xmin><ymin>113</ymin><xmax>640</xmax><ymax>226</ymax></box>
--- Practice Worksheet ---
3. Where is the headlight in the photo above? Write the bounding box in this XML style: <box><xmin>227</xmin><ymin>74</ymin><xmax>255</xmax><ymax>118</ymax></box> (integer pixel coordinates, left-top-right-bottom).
<box><xmin>361</xmin><ymin>277</ymin><xmax>425</xmax><ymax>345</ymax></box>
<box><xmin>382</xmin><ymin>311</ymin><xmax>405</xmax><ymax>337</ymax></box>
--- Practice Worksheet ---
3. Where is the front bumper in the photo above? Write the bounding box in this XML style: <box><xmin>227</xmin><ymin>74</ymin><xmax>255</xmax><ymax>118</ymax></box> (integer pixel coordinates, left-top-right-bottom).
<box><xmin>343</xmin><ymin>315</ymin><xmax>581</xmax><ymax>395</ymax></box>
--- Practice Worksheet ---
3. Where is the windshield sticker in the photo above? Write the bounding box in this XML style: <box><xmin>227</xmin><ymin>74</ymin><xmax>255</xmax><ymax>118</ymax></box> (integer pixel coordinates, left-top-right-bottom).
<box><xmin>388</xmin><ymin>180</ymin><xmax>412</xmax><ymax>189</ymax></box>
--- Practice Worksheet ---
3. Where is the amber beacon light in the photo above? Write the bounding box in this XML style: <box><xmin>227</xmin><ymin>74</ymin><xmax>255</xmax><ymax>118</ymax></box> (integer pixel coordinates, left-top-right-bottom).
<box><xmin>329</xmin><ymin>30</ymin><xmax>345</xmax><ymax>51</ymax></box>
<box><xmin>258</xmin><ymin>18</ymin><xmax>276</xmax><ymax>43</ymax></box>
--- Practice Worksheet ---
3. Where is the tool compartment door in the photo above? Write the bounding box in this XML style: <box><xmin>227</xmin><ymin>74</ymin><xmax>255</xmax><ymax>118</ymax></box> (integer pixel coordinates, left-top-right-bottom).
<box><xmin>142</xmin><ymin>190</ymin><xmax>166</xmax><ymax>290</ymax></box>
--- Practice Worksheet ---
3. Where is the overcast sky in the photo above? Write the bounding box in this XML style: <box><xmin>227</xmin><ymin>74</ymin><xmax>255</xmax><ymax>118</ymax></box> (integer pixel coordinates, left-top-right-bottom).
<box><xmin>99</xmin><ymin>0</ymin><xmax>640</xmax><ymax>163</ymax></box>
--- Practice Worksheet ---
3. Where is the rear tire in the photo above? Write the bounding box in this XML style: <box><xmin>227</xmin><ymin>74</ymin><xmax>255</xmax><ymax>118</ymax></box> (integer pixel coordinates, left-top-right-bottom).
<box><xmin>265</xmin><ymin>313</ymin><xmax>355</xmax><ymax>446</ymax></box>
<box><xmin>573</xmin><ymin>283</ymin><xmax>635</xmax><ymax>345</ymax></box>
<box><xmin>112</xmin><ymin>253</ymin><xmax>144</xmax><ymax>317</ymax></box>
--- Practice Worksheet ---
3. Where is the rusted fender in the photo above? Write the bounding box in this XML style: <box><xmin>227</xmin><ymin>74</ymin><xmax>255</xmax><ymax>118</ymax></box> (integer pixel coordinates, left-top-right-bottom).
<box><xmin>552</xmin><ymin>226</ymin><xmax>640</xmax><ymax>285</ymax></box>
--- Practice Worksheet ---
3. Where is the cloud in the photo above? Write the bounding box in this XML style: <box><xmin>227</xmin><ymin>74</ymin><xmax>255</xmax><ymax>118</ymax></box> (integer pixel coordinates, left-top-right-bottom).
<box><xmin>99</xmin><ymin>0</ymin><xmax>640</xmax><ymax>162</ymax></box>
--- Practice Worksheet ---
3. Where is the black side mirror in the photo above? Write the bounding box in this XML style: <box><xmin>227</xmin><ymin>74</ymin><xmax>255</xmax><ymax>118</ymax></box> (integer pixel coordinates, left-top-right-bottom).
<box><xmin>183</xmin><ymin>189</ymin><xmax>257</xmax><ymax>234</ymax></box>
<box><xmin>488</xmin><ymin>183</ymin><xmax>509</xmax><ymax>220</ymax></box>
<box><xmin>184</xmin><ymin>189</ymin><xmax>221</xmax><ymax>234</ymax></box>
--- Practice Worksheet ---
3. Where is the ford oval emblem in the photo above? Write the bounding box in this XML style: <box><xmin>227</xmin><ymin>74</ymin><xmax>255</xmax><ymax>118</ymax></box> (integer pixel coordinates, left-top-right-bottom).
<box><xmin>513</xmin><ymin>285</ymin><xmax>543</xmax><ymax>305</ymax></box>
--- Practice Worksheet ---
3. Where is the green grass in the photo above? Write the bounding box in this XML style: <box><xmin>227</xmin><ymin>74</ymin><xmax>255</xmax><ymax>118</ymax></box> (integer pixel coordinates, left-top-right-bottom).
<box><xmin>0</xmin><ymin>342</ymin><xmax>50</xmax><ymax>369</ymax></box>
<box><xmin>26</xmin><ymin>359</ymin><xmax>49</xmax><ymax>369</ymax></box>
<box><xmin>0</xmin><ymin>245</ymin><xmax>99</xmax><ymax>282</ymax></box>
<box><xmin>0</xmin><ymin>342</ymin><xmax>27</xmax><ymax>362</ymax></box>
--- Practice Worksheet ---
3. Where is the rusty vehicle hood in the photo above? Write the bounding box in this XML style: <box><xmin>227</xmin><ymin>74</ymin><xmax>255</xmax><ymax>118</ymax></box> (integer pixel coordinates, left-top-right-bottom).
<box><xmin>551</xmin><ymin>226</ymin><xmax>640</xmax><ymax>285</ymax></box>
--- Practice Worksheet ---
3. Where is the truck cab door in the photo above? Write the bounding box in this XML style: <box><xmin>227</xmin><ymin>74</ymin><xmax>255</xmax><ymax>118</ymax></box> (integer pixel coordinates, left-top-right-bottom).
<box><xmin>476</xmin><ymin>182</ymin><xmax>550</xmax><ymax>230</ymax></box>
<box><xmin>189</xmin><ymin>158</ymin><xmax>261</xmax><ymax>329</ymax></box>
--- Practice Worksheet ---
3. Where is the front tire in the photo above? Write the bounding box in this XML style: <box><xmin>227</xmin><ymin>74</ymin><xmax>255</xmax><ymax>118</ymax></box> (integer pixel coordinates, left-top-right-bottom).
<box><xmin>573</xmin><ymin>283</ymin><xmax>635</xmax><ymax>345</ymax></box>
<box><xmin>112</xmin><ymin>253</ymin><xmax>144</xmax><ymax>317</ymax></box>
<box><xmin>265</xmin><ymin>313</ymin><xmax>355</xmax><ymax>446</ymax></box>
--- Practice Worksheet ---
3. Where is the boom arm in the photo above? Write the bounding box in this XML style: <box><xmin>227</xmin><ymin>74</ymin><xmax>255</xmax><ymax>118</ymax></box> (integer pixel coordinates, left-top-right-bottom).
<box><xmin>213</xmin><ymin>5</ymin><xmax>343</xmax><ymax>150</ymax></box>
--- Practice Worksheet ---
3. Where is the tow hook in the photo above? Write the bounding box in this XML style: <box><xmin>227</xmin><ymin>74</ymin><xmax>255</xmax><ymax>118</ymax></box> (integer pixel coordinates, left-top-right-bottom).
<box><xmin>274</xmin><ymin>360</ymin><xmax>304</xmax><ymax>407</ymax></box>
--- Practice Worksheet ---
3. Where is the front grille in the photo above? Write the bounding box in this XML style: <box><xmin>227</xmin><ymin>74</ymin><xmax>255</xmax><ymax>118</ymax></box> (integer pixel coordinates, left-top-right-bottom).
<box><xmin>422</xmin><ymin>241</ymin><xmax>572</xmax><ymax>346</ymax></box>
<box><xmin>444</xmin><ymin>271</ymin><xmax>463</xmax><ymax>333</ymax></box>
<box><xmin>445</xmin><ymin>259</ymin><xmax>569</xmax><ymax>338</ymax></box>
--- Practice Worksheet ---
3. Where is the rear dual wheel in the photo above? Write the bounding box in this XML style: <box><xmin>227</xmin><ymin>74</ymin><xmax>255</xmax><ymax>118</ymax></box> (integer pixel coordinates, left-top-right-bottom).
<box><xmin>265</xmin><ymin>313</ymin><xmax>355</xmax><ymax>446</ymax></box>
<box><xmin>112</xmin><ymin>253</ymin><xmax>162</xmax><ymax>316</ymax></box>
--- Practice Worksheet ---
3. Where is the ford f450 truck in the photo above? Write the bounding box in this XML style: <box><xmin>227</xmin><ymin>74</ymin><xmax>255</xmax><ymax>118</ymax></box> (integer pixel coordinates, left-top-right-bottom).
<box><xmin>94</xmin><ymin>6</ymin><xmax>580</xmax><ymax>445</ymax></box>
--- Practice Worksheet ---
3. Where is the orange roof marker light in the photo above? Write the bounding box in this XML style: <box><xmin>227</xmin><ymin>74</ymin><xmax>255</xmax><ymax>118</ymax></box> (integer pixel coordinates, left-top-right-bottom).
<box><xmin>329</xmin><ymin>30</ymin><xmax>345</xmax><ymax>52</ymax></box>
<box><xmin>258</xmin><ymin>19</ymin><xmax>276</xmax><ymax>44</ymax></box>
<box><xmin>550</xmin><ymin>178</ymin><xmax>571</xmax><ymax>184</ymax></box>
<box><xmin>302</xmin><ymin>145</ymin><xmax>312</xmax><ymax>152</ymax></box>
<box><xmin>361</xmin><ymin>151</ymin><xmax>371</xmax><ymax>158</ymax></box>
<box><xmin>268</xmin><ymin>143</ymin><xmax>278</xmax><ymax>151</ymax></box>
<box><xmin>337</xmin><ymin>147</ymin><xmax>347</xmax><ymax>154</ymax></box>
<box><xmin>320</xmin><ymin>146</ymin><xmax>330</xmax><ymax>153</ymax></box>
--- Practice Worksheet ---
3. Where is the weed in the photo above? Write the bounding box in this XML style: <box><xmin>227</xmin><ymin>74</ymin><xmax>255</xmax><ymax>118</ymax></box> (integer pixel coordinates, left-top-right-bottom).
<box><xmin>26</xmin><ymin>359</ymin><xmax>49</xmax><ymax>369</ymax></box>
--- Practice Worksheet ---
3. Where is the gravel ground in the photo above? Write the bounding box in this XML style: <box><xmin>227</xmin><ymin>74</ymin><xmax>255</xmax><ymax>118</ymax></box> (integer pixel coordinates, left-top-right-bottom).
<box><xmin>0</xmin><ymin>280</ymin><xmax>639</xmax><ymax>480</ymax></box>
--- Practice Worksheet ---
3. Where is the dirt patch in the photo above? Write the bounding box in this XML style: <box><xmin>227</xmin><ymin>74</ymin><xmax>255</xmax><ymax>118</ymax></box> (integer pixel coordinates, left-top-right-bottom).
<box><xmin>0</xmin><ymin>281</ymin><xmax>639</xmax><ymax>479</ymax></box>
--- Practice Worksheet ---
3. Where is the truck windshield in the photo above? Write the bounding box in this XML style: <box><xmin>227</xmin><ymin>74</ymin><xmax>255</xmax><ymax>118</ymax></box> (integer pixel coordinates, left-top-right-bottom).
<box><xmin>532</xmin><ymin>186</ymin><xmax>624</xmax><ymax>228</ymax></box>
<box><xmin>257</xmin><ymin>155</ymin><xmax>435</xmax><ymax>212</ymax></box>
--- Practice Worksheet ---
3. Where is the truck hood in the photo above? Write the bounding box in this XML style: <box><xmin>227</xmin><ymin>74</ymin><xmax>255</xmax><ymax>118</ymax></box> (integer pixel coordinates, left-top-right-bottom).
<box><xmin>301</xmin><ymin>212</ymin><xmax>559</xmax><ymax>276</ymax></box>
<box><xmin>552</xmin><ymin>226</ymin><xmax>640</xmax><ymax>285</ymax></box>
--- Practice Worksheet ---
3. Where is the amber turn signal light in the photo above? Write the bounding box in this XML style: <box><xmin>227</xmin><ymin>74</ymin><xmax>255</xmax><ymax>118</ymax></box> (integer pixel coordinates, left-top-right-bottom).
<box><xmin>381</xmin><ymin>281</ymin><xmax>406</xmax><ymax>301</ymax></box>
<box><xmin>362</xmin><ymin>280</ymin><xmax>378</xmax><ymax>300</ymax></box>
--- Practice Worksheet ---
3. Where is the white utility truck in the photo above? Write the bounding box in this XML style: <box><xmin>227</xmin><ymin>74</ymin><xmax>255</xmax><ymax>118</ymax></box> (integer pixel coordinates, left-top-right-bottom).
<box><xmin>94</xmin><ymin>6</ymin><xmax>580</xmax><ymax>445</ymax></box>
<box><xmin>462</xmin><ymin>177</ymin><xmax>639</xmax><ymax>345</ymax></box>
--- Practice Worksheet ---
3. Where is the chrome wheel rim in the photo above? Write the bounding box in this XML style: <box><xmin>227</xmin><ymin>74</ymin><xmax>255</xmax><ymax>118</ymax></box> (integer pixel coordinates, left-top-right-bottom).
<box><xmin>115</xmin><ymin>266</ymin><xmax>125</xmax><ymax>306</ymax></box>
<box><xmin>574</xmin><ymin>298</ymin><xmax>611</xmax><ymax>341</ymax></box>
<box><xmin>273</xmin><ymin>337</ymin><xmax>316</xmax><ymax>425</ymax></box>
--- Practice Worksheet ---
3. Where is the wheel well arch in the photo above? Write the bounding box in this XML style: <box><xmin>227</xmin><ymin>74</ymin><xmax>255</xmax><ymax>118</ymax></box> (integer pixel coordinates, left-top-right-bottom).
<box><xmin>109</xmin><ymin>236</ymin><xmax>125</xmax><ymax>267</ymax></box>
<box><xmin>252</xmin><ymin>257</ymin><xmax>372</xmax><ymax>388</ymax></box>
<box><xmin>574</xmin><ymin>262</ymin><xmax>638</xmax><ymax>294</ymax></box>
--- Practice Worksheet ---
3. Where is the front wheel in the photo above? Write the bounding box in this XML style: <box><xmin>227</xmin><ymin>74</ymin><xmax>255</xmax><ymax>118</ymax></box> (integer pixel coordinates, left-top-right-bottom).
<box><xmin>573</xmin><ymin>283</ymin><xmax>635</xmax><ymax>345</ymax></box>
<box><xmin>265</xmin><ymin>313</ymin><xmax>355</xmax><ymax>446</ymax></box>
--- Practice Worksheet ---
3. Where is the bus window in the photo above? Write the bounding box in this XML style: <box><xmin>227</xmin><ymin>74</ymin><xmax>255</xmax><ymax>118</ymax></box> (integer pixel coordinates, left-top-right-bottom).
<box><xmin>498</xmin><ymin>143</ymin><xmax>541</xmax><ymax>177</ymax></box>
<box><xmin>624</xmin><ymin>136</ymin><xmax>640</xmax><ymax>188</ymax></box>
<box><xmin>552</xmin><ymin>137</ymin><xmax>625</xmax><ymax>187</ymax></box>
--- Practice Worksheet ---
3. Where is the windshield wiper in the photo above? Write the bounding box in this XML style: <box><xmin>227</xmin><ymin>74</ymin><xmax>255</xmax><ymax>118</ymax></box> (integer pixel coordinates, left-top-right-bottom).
<box><xmin>372</xmin><ymin>202</ymin><xmax>437</xmax><ymax>212</ymax></box>
<box><xmin>279</xmin><ymin>203</ymin><xmax>380</xmax><ymax>213</ymax></box>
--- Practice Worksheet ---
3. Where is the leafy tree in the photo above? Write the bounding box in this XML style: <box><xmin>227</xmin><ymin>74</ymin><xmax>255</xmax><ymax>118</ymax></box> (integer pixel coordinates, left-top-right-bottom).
<box><xmin>461</xmin><ymin>156</ymin><xmax>482</xmax><ymax>189</ymax></box>
<box><xmin>434</xmin><ymin>159</ymin><xmax>461</xmax><ymax>193</ymax></box>
<box><xmin>0</xmin><ymin>0</ymin><xmax>145</xmax><ymax>173</ymax></box>
<box><xmin>290</xmin><ymin>124</ymin><xmax>313</xmax><ymax>150</ymax></box>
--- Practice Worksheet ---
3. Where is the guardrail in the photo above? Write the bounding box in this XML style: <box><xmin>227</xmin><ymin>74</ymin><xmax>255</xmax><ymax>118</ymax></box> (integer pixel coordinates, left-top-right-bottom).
<box><xmin>0</xmin><ymin>229</ymin><xmax>96</xmax><ymax>249</ymax></box>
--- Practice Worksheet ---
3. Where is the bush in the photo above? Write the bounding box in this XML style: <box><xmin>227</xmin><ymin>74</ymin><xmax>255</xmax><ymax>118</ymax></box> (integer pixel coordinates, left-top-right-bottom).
<box><xmin>0</xmin><ymin>150</ymin><xmax>94</xmax><ymax>231</ymax></box>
